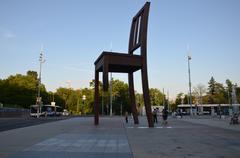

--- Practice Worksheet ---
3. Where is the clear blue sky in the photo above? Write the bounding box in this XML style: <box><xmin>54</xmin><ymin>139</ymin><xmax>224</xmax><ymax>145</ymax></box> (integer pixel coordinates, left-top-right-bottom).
<box><xmin>1</xmin><ymin>0</ymin><xmax>240</xmax><ymax>99</ymax></box>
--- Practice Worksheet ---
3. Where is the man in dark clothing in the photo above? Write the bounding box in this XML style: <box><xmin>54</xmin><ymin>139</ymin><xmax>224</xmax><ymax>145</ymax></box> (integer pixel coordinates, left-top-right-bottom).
<box><xmin>162</xmin><ymin>108</ymin><xmax>168</xmax><ymax>125</ymax></box>
<box><xmin>153</xmin><ymin>109</ymin><xmax>158</xmax><ymax>123</ymax></box>
<box><xmin>125</xmin><ymin>111</ymin><xmax>128</xmax><ymax>123</ymax></box>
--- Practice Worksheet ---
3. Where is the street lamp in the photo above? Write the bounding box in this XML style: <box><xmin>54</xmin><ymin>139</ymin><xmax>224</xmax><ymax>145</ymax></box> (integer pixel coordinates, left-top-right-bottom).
<box><xmin>82</xmin><ymin>95</ymin><xmax>86</xmax><ymax>115</ymax></box>
<box><xmin>36</xmin><ymin>46</ymin><xmax>46</xmax><ymax>118</ymax></box>
<box><xmin>232</xmin><ymin>84</ymin><xmax>239</xmax><ymax>114</ymax></box>
<box><xmin>226</xmin><ymin>87</ymin><xmax>231</xmax><ymax>115</ymax></box>
<box><xmin>187</xmin><ymin>54</ymin><xmax>192</xmax><ymax>116</ymax></box>
<box><xmin>102</xmin><ymin>92</ymin><xmax>104</xmax><ymax>115</ymax></box>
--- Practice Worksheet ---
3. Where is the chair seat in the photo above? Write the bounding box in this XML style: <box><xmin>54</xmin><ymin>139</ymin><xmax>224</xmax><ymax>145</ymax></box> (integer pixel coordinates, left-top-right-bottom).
<box><xmin>94</xmin><ymin>51</ymin><xmax>142</xmax><ymax>73</ymax></box>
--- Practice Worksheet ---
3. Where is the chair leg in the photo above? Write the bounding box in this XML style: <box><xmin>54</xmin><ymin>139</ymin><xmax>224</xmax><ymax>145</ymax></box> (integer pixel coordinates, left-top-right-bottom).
<box><xmin>103</xmin><ymin>62</ymin><xmax>109</xmax><ymax>91</ymax></box>
<box><xmin>141</xmin><ymin>67</ymin><xmax>154</xmax><ymax>127</ymax></box>
<box><xmin>94</xmin><ymin>70</ymin><xmax>99</xmax><ymax>125</ymax></box>
<box><xmin>128</xmin><ymin>72</ymin><xmax>139</xmax><ymax>124</ymax></box>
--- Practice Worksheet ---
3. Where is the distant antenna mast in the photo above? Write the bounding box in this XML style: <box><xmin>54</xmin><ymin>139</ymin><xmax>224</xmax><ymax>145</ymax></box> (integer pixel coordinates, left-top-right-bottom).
<box><xmin>187</xmin><ymin>45</ymin><xmax>192</xmax><ymax>116</ymax></box>
<box><xmin>36</xmin><ymin>45</ymin><xmax>46</xmax><ymax>118</ymax></box>
<box><xmin>37</xmin><ymin>45</ymin><xmax>46</xmax><ymax>100</ymax></box>
<box><xmin>110</xmin><ymin>42</ymin><xmax>113</xmax><ymax>52</ymax></box>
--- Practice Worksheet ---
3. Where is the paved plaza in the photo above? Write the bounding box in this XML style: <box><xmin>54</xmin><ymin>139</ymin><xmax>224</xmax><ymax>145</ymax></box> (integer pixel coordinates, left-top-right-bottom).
<box><xmin>0</xmin><ymin>116</ymin><xmax>240</xmax><ymax>158</ymax></box>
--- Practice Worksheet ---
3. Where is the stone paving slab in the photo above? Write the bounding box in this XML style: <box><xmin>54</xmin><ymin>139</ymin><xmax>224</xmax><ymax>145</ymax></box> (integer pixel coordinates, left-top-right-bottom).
<box><xmin>23</xmin><ymin>133</ymin><xmax>131</xmax><ymax>153</ymax></box>
<box><xmin>9</xmin><ymin>133</ymin><xmax>131</xmax><ymax>158</ymax></box>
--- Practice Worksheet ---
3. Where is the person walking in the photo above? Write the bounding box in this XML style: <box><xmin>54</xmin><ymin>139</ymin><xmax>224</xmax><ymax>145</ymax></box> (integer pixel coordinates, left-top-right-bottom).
<box><xmin>162</xmin><ymin>108</ymin><xmax>168</xmax><ymax>125</ymax></box>
<box><xmin>218</xmin><ymin>104</ymin><xmax>222</xmax><ymax>119</ymax></box>
<box><xmin>153</xmin><ymin>109</ymin><xmax>158</xmax><ymax>123</ymax></box>
<box><xmin>180</xmin><ymin>109</ymin><xmax>183</xmax><ymax>118</ymax></box>
<box><xmin>125</xmin><ymin>111</ymin><xmax>128</xmax><ymax>123</ymax></box>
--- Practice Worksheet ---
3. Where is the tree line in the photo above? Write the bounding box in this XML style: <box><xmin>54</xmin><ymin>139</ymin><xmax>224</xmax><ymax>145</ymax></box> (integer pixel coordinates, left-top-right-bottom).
<box><xmin>0</xmin><ymin>71</ymin><xmax>239</xmax><ymax>114</ymax></box>
<box><xmin>0</xmin><ymin>70</ymin><xmax>165</xmax><ymax>114</ymax></box>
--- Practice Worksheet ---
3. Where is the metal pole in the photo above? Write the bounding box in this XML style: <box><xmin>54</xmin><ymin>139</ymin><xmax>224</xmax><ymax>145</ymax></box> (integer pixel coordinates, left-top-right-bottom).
<box><xmin>199</xmin><ymin>88</ymin><xmax>202</xmax><ymax>114</ymax></box>
<box><xmin>101</xmin><ymin>92</ymin><xmax>104</xmax><ymax>115</ymax></box>
<box><xmin>81</xmin><ymin>100</ymin><xmax>84</xmax><ymax>115</ymax></box>
<box><xmin>167</xmin><ymin>90</ymin><xmax>170</xmax><ymax>111</ymax></box>
<box><xmin>77</xmin><ymin>98</ymin><xmax>79</xmax><ymax>114</ymax></box>
<box><xmin>38</xmin><ymin>55</ymin><xmax>42</xmax><ymax>99</ymax></box>
<box><xmin>181</xmin><ymin>96</ymin><xmax>184</xmax><ymax>105</ymax></box>
<box><xmin>188</xmin><ymin>55</ymin><xmax>192</xmax><ymax>116</ymax></box>
<box><xmin>110</xmin><ymin>73</ymin><xmax>113</xmax><ymax>116</ymax></box>
<box><xmin>162</xmin><ymin>88</ymin><xmax>165</xmax><ymax>107</ymax></box>
<box><xmin>37</xmin><ymin>49</ymin><xmax>45</xmax><ymax>118</ymax></box>
<box><xmin>106</xmin><ymin>104</ymin><xmax>109</xmax><ymax>115</ymax></box>
<box><xmin>37</xmin><ymin>58</ymin><xmax>41</xmax><ymax>118</ymax></box>
<box><xmin>232</xmin><ymin>84</ymin><xmax>239</xmax><ymax>113</ymax></box>
<box><xmin>227</xmin><ymin>88</ymin><xmax>230</xmax><ymax>115</ymax></box>
<box><xmin>121</xmin><ymin>102</ymin><xmax>122</xmax><ymax>116</ymax></box>
<box><xmin>82</xmin><ymin>95</ymin><xmax>86</xmax><ymax>115</ymax></box>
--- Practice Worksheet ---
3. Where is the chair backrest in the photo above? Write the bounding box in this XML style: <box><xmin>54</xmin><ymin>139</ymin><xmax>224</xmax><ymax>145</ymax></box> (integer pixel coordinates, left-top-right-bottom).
<box><xmin>128</xmin><ymin>2</ymin><xmax>150</xmax><ymax>56</ymax></box>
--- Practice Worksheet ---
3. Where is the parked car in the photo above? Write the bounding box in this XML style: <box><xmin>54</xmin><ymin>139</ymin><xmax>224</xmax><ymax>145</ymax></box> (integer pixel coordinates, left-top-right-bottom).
<box><xmin>62</xmin><ymin>109</ymin><xmax>70</xmax><ymax>116</ymax></box>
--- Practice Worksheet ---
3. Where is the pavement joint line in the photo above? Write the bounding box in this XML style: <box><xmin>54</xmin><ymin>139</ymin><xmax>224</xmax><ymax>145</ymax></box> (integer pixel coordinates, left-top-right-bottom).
<box><xmin>123</xmin><ymin>121</ymin><xmax>135</xmax><ymax>158</ymax></box>
<box><xmin>126</xmin><ymin>126</ymin><xmax>173</xmax><ymax>129</ymax></box>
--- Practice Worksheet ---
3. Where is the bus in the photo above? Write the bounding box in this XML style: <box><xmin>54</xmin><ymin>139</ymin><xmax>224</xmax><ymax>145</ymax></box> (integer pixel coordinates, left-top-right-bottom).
<box><xmin>177</xmin><ymin>104</ymin><xmax>240</xmax><ymax>115</ymax></box>
<box><xmin>30</xmin><ymin>105</ymin><xmax>63</xmax><ymax>117</ymax></box>
<box><xmin>55</xmin><ymin>106</ymin><xmax>63</xmax><ymax>116</ymax></box>
<box><xmin>30</xmin><ymin>105</ymin><xmax>44</xmax><ymax>117</ymax></box>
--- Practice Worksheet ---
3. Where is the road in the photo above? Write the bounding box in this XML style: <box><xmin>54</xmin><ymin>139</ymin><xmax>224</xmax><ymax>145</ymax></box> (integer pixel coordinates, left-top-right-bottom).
<box><xmin>0</xmin><ymin>116</ymin><xmax>70</xmax><ymax>132</ymax></box>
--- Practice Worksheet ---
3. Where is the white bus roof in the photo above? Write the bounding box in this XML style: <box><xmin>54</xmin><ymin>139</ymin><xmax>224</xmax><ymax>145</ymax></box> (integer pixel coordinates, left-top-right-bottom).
<box><xmin>30</xmin><ymin>105</ymin><xmax>62</xmax><ymax>108</ymax></box>
<box><xmin>178</xmin><ymin>104</ymin><xmax>240</xmax><ymax>108</ymax></box>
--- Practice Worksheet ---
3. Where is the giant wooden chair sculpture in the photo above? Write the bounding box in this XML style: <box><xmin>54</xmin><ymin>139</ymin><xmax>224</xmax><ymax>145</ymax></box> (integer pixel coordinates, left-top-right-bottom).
<box><xmin>94</xmin><ymin>2</ymin><xmax>154</xmax><ymax>127</ymax></box>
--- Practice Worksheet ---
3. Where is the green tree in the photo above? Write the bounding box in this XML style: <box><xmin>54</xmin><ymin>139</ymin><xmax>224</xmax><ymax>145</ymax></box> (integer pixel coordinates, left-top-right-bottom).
<box><xmin>55</xmin><ymin>87</ymin><xmax>73</xmax><ymax>110</ymax></box>
<box><xmin>215</xmin><ymin>83</ymin><xmax>226</xmax><ymax>104</ymax></box>
<box><xmin>91</xmin><ymin>79</ymin><xmax>130</xmax><ymax>115</ymax></box>
<box><xmin>149</xmin><ymin>88</ymin><xmax>164</xmax><ymax>106</ymax></box>
<box><xmin>207</xmin><ymin>77</ymin><xmax>217</xmax><ymax>104</ymax></box>
<box><xmin>0</xmin><ymin>71</ymin><xmax>47</xmax><ymax>108</ymax></box>
<box><xmin>47</xmin><ymin>91</ymin><xmax>65</xmax><ymax>108</ymax></box>
<box><xmin>236</xmin><ymin>85</ymin><xmax>240</xmax><ymax>104</ymax></box>
<box><xmin>54</xmin><ymin>86</ymin><xmax>95</xmax><ymax>115</ymax></box>
<box><xmin>175</xmin><ymin>92</ymin><xmax>184</xmax><ymax>106</ymax></box>
<box><xmin>207</xmin><ymin>77</ymin><xmax>226</xmax><ymax>104</ymax></box>
<box><xmin>111</xmin><ymin>79</ymin><xmax>129</xmax><ymax>115</ymax></box>
<box><xmin>208</xmin><ymin>77</ymin><xmax>216</xmax><ymax>95</ymax></box>
<box><xmin>136</xmin><ymin>93</ymin><xmax>144</xmax><ymax>112</ymax></box>
<box><xmin>193</xmin><ymin>83</ymin><xmax>206</xmax><ymax>104</ymax></box>
<box><xmin>27</xmin><ymin>71</ymin><xmax>38</xmax><ymax>80</ymax></box>
<box><xmin>80</xmin><ymin>88</ymin><xmax>94</xmax><ymax>114</ymax></box>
